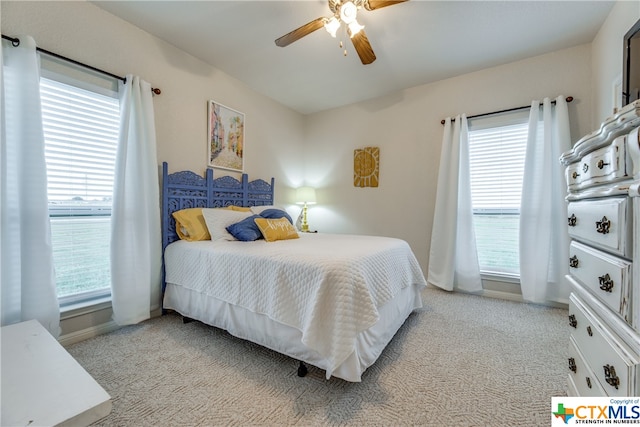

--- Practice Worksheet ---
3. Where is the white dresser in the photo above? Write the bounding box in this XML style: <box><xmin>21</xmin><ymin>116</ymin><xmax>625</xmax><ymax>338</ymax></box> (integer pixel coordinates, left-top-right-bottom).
<box><xmin>560</xmin><ymin>100</ymin><xmax>640</xmax><ymax>397</ymax></box>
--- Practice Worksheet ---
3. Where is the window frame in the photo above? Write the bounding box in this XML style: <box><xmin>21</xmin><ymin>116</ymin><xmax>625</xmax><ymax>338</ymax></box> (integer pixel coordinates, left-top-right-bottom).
<box><xmin>467</xmin><ymin>110</ymin><xmax>530</xmax><ymax>281</ymax></box>
<box><xmin>39</xmin><ymin>54</ymin><xmax>120</xmax><ymax>308</ymax></box>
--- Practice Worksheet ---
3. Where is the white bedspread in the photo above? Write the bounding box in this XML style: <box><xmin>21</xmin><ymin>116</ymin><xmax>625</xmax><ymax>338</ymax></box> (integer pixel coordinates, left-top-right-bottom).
<box><xmin>164</xmin><ymin>233</ymin><xmax>426</xmax><ymax>378</ymax></box>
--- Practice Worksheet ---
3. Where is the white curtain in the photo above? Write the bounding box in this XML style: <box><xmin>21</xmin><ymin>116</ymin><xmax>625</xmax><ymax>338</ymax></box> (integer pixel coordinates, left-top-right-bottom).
<box><xmin>0</xmin><ymin>36</ymin><xmax>60</xmax><ymax>335</ymax></box>
<box><xmin>428</xmin><ymin>115</ymin><xmax>482</xmax><ymax>292</ymax></box>
<box><xmin>110</xmin><ymin>75</ymin><xmax>161</xmax><ymax>325</ymax></box>
<box><xmin>519</xmin><ymin>97</ymin><xmax>571</xmax><ymax>304</ymax></box>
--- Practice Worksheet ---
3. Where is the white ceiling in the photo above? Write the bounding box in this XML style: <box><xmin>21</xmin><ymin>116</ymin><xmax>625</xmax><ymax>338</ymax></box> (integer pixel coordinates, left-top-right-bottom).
<box><xmin>91</xmin><ymin>0</ymin><xmax>615</xmax><ymax>115</ymax></box>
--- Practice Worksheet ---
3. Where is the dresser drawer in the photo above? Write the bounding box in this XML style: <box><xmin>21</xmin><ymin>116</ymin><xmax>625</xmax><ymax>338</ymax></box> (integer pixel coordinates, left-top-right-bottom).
<box><xmin>566</xmin><ymin>135</ymin><xmax>631</xmax><ymax>191</ymax></box>
<box><xmin>569</xmin><ymin>294</ymin><xmax>639</xmax><ymax>396</ymax></box>
<box><xmin>567</xmin><ymin>336</ymin><xmax>607</xmax><ymax>396</ymax></box>
<box><xmin>568</xmin><ymin>241</ymin><xmax>632</xmax><ymax>323</ymax></box>
<box><xmin>567</xmin><ymin>197</ymin><xmax>632</xmax><ymax>258</ymax></box>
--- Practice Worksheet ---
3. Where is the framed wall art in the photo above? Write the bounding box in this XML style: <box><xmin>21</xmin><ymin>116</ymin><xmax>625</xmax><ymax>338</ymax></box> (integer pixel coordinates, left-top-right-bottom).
<box><xmin>354</xmin><ymin>146</ymin><xmax>380</xmax><ymax>187</ymax></box>
<box><xmin>208</xmin><ymin>100</ymin><xmax>245</xmax><ymax>172</ymax></box>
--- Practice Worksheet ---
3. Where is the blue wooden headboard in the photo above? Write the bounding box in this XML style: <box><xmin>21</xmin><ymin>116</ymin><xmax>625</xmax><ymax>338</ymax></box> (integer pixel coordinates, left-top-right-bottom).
<box><xmin>161</xmin><ymin>161</ymin><xmax>275</xmax><ymax>252</ymax></box>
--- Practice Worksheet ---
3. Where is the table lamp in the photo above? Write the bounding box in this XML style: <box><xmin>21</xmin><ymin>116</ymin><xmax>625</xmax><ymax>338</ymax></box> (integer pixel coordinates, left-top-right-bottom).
<box><xmin>295</xmin><ymin>187</ymin><xmax>316</xmax><ymax>232</ymax></box>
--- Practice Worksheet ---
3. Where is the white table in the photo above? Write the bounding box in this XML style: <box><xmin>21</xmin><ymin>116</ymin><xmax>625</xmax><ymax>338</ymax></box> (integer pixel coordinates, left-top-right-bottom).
<box><xmin>1</xmin><ymin>320</ymin><xmax>112</xmax><ymax>426</ymax></box>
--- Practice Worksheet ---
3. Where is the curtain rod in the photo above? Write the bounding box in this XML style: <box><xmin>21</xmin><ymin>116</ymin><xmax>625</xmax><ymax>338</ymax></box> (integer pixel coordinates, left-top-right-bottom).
<box><xmin>440</xmin><ymin>96</ymin><xmax>573</xmax><ymax>125</ymax></box>
<box><xmin>2</xmin><ymin>34</ymin><xmax>161</xmax><ymax>95</ymax></box>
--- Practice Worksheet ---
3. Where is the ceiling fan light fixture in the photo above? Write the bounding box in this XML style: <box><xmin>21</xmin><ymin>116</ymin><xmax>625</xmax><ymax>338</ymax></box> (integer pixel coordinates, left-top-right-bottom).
<box><xmin>347</xmin><ymin>20</ymin><xmax>364</xmax><ymax>37</ymax></box>
<box><xmin>324</xmin><ymin>16</ymin><xmax>341</xmax><ymax>37</ymax></box>
<box><xmin>340</xmin><ymin>1</ymin><xmax>358</xmax><ymax>24</ymax></box>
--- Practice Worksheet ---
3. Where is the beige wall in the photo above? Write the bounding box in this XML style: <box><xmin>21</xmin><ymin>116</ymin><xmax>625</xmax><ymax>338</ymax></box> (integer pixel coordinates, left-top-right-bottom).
<box><xmin>304</xmin><ymin>44</ymin><xmax>594</xmax><ymax>275</ymax></box>
<box><xmin>591</xmin><ymin>1</ymin><xmax>640</xmax><ymax>125</ymax></box>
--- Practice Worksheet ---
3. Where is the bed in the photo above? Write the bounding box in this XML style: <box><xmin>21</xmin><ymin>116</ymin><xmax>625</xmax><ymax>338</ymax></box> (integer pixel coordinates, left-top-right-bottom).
<box><xmin>161</xmin><ymin>162</ymin><xmax>427</xmax><ymax>382</ymax></box>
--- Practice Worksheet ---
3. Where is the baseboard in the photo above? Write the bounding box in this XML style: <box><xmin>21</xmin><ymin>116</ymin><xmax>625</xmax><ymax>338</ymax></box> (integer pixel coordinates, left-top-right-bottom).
<box><xmin>58</xmin><ymin>320</ymin><xmax>120</xmax><ymax>348</ymax></box>
<box><xmin>481</xmin><ymin>289</ymin><xmax>568</xmax><ymax>309</ymax></box>
<box><xmin>481</xmin><ymin>289</ymin><xmax>525</xmax><ymax>303</ymax></box>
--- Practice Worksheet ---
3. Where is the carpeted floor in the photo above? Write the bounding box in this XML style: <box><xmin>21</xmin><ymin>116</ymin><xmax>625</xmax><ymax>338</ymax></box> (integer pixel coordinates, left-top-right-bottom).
<box><xmin>67</xmin><ymin>286</ymin><xmax>569</xmax><ymax>426</ymax></box>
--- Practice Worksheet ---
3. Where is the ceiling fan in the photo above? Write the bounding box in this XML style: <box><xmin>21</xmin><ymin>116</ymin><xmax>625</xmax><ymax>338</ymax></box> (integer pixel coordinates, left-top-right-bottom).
<box><xmin>274</xmin><ymin>0</ymin><xmax>408</xmax><ymax>65</ymax></box>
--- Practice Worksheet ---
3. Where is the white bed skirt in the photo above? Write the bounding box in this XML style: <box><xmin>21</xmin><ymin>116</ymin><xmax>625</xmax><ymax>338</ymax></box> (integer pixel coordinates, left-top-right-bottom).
<box><xmin>163</xmin><ymin>282</ymin><xmax>423</xmax><ymax>382</ymax></box>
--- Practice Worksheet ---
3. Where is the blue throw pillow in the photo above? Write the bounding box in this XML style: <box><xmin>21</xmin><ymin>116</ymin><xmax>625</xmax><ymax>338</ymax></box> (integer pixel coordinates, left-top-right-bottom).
<box><xmin>226</xmin><ymin>215</ymin><xmax>263</xmax><ymax>241</ymax></box>
<box><xmin>259</xmin><ymin>208</ymin><xmax>294</xmax><ymax>225</ymax></box>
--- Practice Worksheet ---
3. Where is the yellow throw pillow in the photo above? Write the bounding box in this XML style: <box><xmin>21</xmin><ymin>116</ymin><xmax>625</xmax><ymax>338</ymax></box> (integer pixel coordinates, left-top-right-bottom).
<box><xmin>172</xmin><ymin>208</ymin><xmax>210</xmax><ymax>241</ymax></box>
<box><xmin>226</xmin><ymin>205</ymin><xmax>251</xmax><ymax>212</ymax></box>
<box><xmin>254</xmin><ymin>217</ymin><xmax>299</xmax><ymax>242</ymax></box>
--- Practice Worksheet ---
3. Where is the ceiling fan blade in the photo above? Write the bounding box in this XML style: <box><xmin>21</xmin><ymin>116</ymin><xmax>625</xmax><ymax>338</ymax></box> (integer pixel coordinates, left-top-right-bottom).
<box><xmin>363</xmin><ymin>0</ymin><xmax>408</xmax><ymax>11</ymax></box>
<box><xmin>350</xmin><ymin>30</ymin><xmax>376</xmax><ymax>65</ymax></box>
<box><xmin>275</xmin><ymin>17</ymin><xmax>326</xmax><ymax>47</ymax></box>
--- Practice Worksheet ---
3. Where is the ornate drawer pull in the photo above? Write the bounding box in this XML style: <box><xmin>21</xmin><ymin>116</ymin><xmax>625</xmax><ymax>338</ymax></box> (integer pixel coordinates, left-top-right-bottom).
<box><xmin>568</xmin><ymin>314</ymin><xmax>577</xmax><ymax>328</ymax></box>
<box><xmin>569</xmin><ymin>358</ymin><xmax>577</xmax><ymax>373</ymax></box>
<box><xmin>596</xmin><ymin>216</ymin><xmax>611</xmax><ymax>234</ymax></box>
<box><xmin>587</xmin><ymin>326</ymin><xmax>593</xmax><ymax>337</ymax></box>
<box><xmin>599</xmin><ymin>274</ymin><xmax>614</xmax><ymax>293</ymax></box>
<box><xmin>572</xmin><ymin>171</ymin><xmax>580</xmax><ymax>179</ymax></box>
<box><xmin>583</xmin><ymin>163</ymin><xmax>589</xmax><ymax>173</ymax></box>
<box><xmin>586</xmin><ymin>377</ymin><xmax>592</xmax><ymax>389</ymax></box>
<box><xmin>603</xmin><ymin>364</ymin><xmax>619</xmax><ymax>389</ymax></box>
<box><xmin>569</xmin><ymin>255</ymin><xmax>579</xmax><ymax>268</ymax></box>
<box><xmin>597</xmin><ymin>159</ymin><xmax>610</xmax><ymax>169</ymax></box>
<box><xmin>568</xmin><ymin>214</ymin><xmax>577</xmax><ymax>226</ymax></box>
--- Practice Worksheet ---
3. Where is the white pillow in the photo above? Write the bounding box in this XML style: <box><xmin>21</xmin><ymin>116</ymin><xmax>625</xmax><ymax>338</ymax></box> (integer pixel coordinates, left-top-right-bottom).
<box><xmin>202</xmin><ymin>208</ymin><xmax>252</xmax><ymax>241</ymax></box>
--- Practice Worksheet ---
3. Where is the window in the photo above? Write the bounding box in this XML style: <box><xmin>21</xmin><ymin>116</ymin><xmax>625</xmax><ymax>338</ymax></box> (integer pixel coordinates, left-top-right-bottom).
<box><xmin>39</xmin><ymin>59</ymin><xmax>120</xmax><ymax>306</ymax></box>
<box><xmin>468</xmin><ymin>112</ymin><xmax>529</xmax><ymax>278</ymax></box>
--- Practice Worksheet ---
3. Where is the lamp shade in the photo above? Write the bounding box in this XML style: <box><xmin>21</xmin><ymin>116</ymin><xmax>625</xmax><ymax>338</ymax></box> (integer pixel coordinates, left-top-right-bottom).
<box><xmin>295</xmin><ymin>187</ymin><xmax>316</xmax><ymax>205</ymax></box>
<box><xmin>324</xmin><ymin>17</ymin><xmax>340</xmax><ymax>38</ymax></box>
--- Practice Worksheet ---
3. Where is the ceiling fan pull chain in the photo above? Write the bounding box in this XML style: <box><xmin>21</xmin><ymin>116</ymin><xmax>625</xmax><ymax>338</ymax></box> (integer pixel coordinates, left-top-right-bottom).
<box><xmin>342</xmin><ymin>25</ymin><xmax>348</xmax><ymax>57</ymax></box>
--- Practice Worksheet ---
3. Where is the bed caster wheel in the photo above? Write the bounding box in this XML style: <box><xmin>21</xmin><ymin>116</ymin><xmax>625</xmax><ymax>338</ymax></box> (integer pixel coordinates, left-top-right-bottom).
<box><xmin>297</xmin><ymin>361</ymin><xmax>308</xmax><ymax>377</ymax></box>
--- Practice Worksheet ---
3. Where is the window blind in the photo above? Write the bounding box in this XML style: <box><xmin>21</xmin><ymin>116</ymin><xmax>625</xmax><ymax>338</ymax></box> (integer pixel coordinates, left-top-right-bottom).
<box><xmin>40</xmin><ymin>77</ymin><xmax>119</xmax><ymax>211</ymax></box>
<box><xmin>468</xmin><ymin>123</ymin><xmax>528</xmax><ymax>211</ymax></box>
